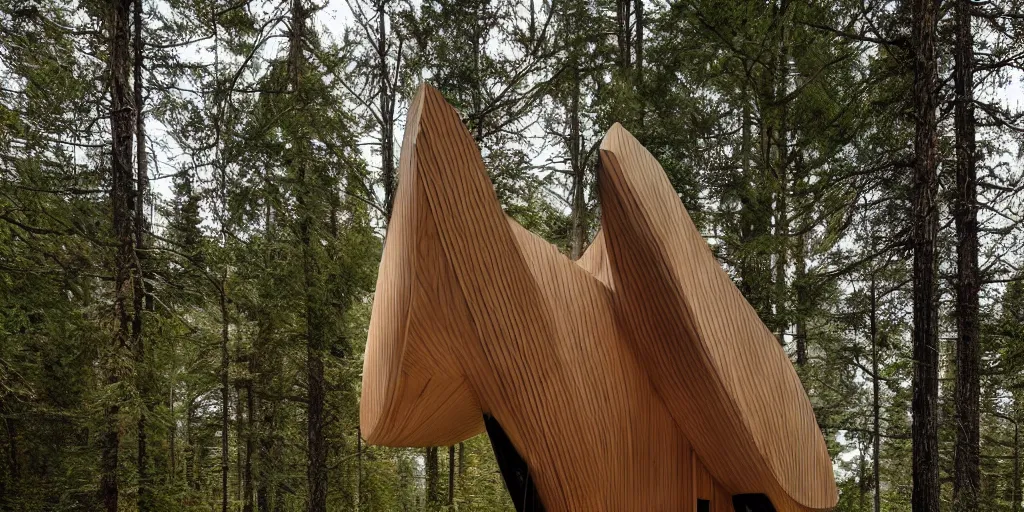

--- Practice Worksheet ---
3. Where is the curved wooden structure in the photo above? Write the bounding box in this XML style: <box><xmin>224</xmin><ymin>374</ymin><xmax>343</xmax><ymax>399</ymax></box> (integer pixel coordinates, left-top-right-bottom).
<box><xmin>360</xmin><ymin>84</ymin><xmax>838</xmax><ymax>512</ymax></box>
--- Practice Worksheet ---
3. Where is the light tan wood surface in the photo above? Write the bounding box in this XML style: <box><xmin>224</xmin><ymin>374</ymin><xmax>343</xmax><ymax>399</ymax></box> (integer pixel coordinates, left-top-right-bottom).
<box><xmin>360</xmin><ymin>84</ymin><xmax>838</xmax><ymax>511</ymax></box>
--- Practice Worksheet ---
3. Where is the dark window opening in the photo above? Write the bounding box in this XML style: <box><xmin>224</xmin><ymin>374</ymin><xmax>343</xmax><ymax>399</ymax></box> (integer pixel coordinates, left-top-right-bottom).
<box><xmin>484</xmin><ymin>414</ymin><xmax>545</xmax><ymax>512</ymax></box>
<box><xmin>732</xmin><ymin>493</ymin><xmax>777</xmax><ymax>512</ymax></box>
<box><xmin>698</xmin><ymin>498</ymin><xmax>711</xmax><ymax>512</ymax></box>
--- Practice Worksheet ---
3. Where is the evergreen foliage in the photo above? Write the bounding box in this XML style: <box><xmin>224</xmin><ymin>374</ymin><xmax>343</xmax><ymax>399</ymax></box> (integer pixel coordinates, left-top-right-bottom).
<box><xmin>1</xmin><ymin>0</ymin><xmax>1022</xmax><ymax>510</ymax></box>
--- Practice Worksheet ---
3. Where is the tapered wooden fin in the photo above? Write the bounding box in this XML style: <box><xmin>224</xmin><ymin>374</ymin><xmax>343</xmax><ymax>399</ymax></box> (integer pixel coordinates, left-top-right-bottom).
<box><xmin>598</xmin><ymin>123</ymin><xmax>837</xmax><ymax>510</ymax></box>
<box><xmin>360</xmin><ymin>86</ymin><xmax>837</xmax><ymax>511</ymax></box>
<box><xmin>359</xmin><ymin>85</ymin><xmax>487</xmax><ymax>447</ymax></box>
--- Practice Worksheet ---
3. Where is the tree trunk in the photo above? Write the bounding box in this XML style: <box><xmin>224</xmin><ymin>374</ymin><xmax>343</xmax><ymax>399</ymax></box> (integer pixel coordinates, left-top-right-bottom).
<box><xmin>568</xmin><ymin>65</ymin><xmax>585</xmax><ymax>259</ymax></box>
<box><xmin>220</xmin><ymin>285</ymin><xmax>230</xmax><ymax>512</ymax></box>
<box><xmin>773</xmin><ymin>0</ymin><xmax>789</xmax><ymax>346</ymax></box>
<box><xmin>356</xmin><ymin>426</ymin><xmax>362</xmax><ymax>511</ymax></box>
<box><xmin>258</xmin><ymin>483</ymin><xmax>270</xmax><ymax>512</ymax></box>
<box><xmin>910</xmin><ymin>0</ymin><xmax>941</xmax><ymax>510</ymax></box>
<box><xmin>425</xmin><ymin>447</ymin><xmax>439</xmax><ymax>509</ymax></box>
<box><xmin>288</xmin><ymin>1</ymin><xmax>327</xmax><ymax>509</ymax></box>
<box><xmin>185</xmin><ymin>401</ymin><xmax>195</xmax><ymax>489</ymax></box>
<box><xmin>794</xmin><ymin>233</ymin><xmax>807</xmax><ymax>366</ymax></box>
<box><xmin>738</xmin><ymin>87</ymin><xmax>772</xmax><ymax>322</ymax></box>
<box><xmin>254</xmin><ymin>170</ymin><xmax>274</xmax><ymax>512</ymax></box>
<box><xmin>305</xmin><ymin>288</ymin><xmax>327</xmax><ymax>512</ymax></box>
<box><xmin>257</xmin><ymin>403</ymin><xmax>275</xmax><ymax>512</ymax></box>
<box><xmin>210</xmin><ymin>0</ymin><xmax>230</xmax><ymax>507</ymax></box>
<box><xmin>472</xmin><ymin>3</ymin><xmax>484</xmax><ymax>143</ymax></box>
<box><xmin>871</xmin><ymin>277</ymin><xmax>881</xmax><ymax>512</ymax></box>
<box><xmin>1013</xmin><ymin>416</ymin><xmax>1021</xmax><ymax>512</ymax></box>
<box><xmin>243</xmin><ymin>371</ymin><xmax>255</xmax><ymax>512</ymax></box>
<box><xmin>858</xmin><ymin>444</ymin><xmax>867</xmax><ymax>511</ymax></box>
<box><xmin>235</xmin><ymin>379</ymin><xmax>244</xmax><ymax>500</ymax></box>
<box><xmin>615</xmin><ymin>0</ymin><xmax>632</xmax><ymax>71</ymax></box>
<box><xmin>448</xmin><ymin>445</ymin><xmax>455</xmax><ymax>506</ymax></box>
<box><xmin>102</xmin><ymin>0</ymin><xmax>135</xmax><ymax>506</ymax></box>
<box><xmin>377</xmin><ymin>1</ymin><xmax>396</xmax><ymax>223</ymax></box>
<box><xmin>633</xmin><ymin>0</ymin><xmax>643</xmax><ymax>84</ymax></box>
<box><xmin>132</xmin><ymin>0</ymin><xmax>150</xmax><ymax>506</ymax></box>
<box><xmin>169</xmin><ymin>367</ymin><xmax>176</xmax><ymax>480</ymax></box>
<box><xmin>952</xmin><ymin>1</ymin><xmax>980</xmax><ymax>510</ymax></box>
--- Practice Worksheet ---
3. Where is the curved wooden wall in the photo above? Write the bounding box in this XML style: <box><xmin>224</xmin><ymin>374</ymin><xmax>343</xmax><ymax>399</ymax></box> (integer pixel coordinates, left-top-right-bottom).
<box><xmin>360</xmin><ymin>84</ymin><xmax>838</xmax><ymax>511</ymax></box>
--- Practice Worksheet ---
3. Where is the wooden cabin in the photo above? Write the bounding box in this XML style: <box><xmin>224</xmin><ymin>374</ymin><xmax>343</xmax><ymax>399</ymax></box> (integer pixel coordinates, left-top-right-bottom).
<box><xmin>359</xmin><ymin>84</ymin><xmax>838</xmax><ymax>512</ymax></box>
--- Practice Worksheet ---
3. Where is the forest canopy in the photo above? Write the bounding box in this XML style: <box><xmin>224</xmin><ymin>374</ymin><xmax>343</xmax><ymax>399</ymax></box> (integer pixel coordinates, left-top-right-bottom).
<box><xmin>0</xmin><ymin>0</ymin><xmax>1022</xmax><ymax>511</ymax></box>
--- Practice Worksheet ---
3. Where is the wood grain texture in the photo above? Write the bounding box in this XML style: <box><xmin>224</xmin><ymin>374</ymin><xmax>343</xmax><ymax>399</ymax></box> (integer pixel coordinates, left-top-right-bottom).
<box><xmin>360</xmin><ymin>84</ymin><xmax>838</xmax><ymax>511</ymax></box>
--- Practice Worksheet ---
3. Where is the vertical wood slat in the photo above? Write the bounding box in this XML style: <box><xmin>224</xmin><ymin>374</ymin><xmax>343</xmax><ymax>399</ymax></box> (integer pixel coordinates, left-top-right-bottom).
<box><xmin>360</xmin><ymin>85</ymin><xmax>837</xmax><ymax>511</ymax></box>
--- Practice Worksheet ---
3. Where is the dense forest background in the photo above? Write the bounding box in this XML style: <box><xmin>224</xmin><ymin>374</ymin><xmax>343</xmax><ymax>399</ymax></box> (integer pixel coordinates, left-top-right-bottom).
<box><xmin>1</xmin><ymin>0</ymin><xmax>1023</xmax><ymax>510</ymax></box>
